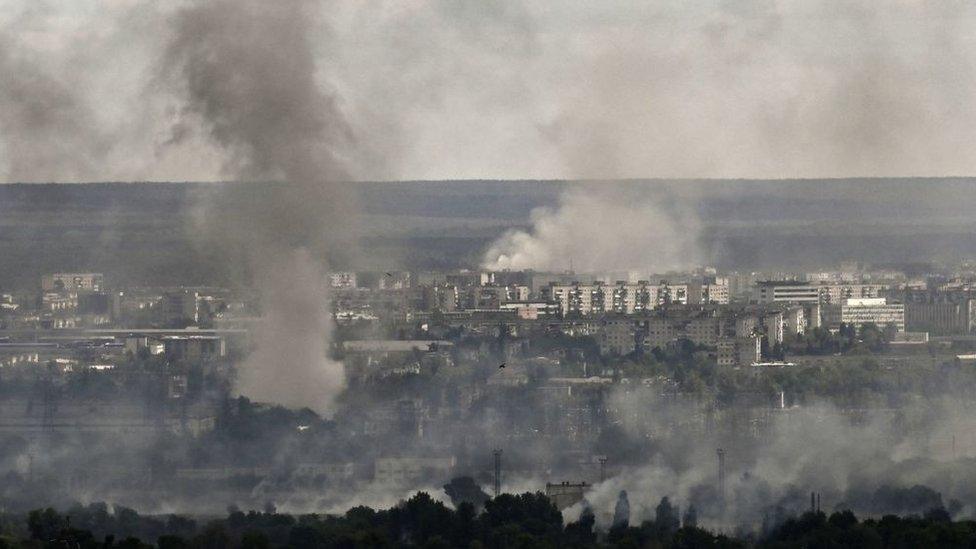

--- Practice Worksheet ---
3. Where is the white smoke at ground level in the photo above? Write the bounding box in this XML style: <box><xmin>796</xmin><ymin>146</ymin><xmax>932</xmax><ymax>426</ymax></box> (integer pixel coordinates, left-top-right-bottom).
<box><xmin>482</xmin><ymin>186</ymin><xmax>701</xmax><ymax>273</ymax></box>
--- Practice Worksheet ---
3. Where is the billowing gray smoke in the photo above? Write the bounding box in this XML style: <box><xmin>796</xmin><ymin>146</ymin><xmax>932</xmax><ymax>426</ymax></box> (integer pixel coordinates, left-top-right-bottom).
<box><xmin>3</xmin><ymin>1</ymin><xmax>976</xmax><ymax>181</ymax></box>
<box><xmin>162</xmin><ymin>0</ymin><xmax>355</xmax><ymax>415</ymax></box>
<box><xmin>0</xmin><ymin>29</ymin><xmax>109</xmax><ymax>182</ymax></box>
<box><xmin>482</xmin><ymin>185</ymin><xmax>701</xmax><ymax>274</ymax></box>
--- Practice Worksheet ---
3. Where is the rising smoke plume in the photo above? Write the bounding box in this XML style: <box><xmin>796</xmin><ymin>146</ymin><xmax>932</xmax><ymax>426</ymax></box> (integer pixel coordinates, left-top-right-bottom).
<box><xmin>161</xmin><ymin>0</ymin><xmax>356</xmax><ymax>415</ymax></box>
<box><xmin>482</xmin><ymin>185</ymin><xmax>701</xmax><ymax>274</ymax></box>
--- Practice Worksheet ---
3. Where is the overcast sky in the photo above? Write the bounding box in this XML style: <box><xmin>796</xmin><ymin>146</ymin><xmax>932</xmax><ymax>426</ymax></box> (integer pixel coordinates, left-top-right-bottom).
<box><xmin>2</xmin><ymin>0</ymin><xmax>975</xmax><ymax>183</ymax></box>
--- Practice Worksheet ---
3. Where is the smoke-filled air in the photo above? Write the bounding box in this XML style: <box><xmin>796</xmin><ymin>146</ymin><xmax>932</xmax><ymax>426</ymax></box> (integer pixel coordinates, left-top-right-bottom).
<box><xmin>4</xmin><ymin>1</ymin><xmax>976</xmax><ymax>548</ymax></box>
<box><xmin>160</xmin><ymin>0</ymin><xmax>355</xmax><ymax>414</ymax></box>
<box><xmin>482</xmin><ymin>186</ymin><xmax>701</xmax><ymax>273</ymax></box>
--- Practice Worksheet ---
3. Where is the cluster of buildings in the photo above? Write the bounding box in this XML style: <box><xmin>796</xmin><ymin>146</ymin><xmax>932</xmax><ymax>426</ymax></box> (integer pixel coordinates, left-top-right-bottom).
<box><xmin>5</xmin><ymin>263</ymin><xmax>976</xmax><ymax>502</ymax></box>
<box><xmin>327</xmin><ymin>268</ymin><xmax>941</xmax><ymax>367</ymax></box>
<box><xmin>6</xmin><ymin>266</ymin><xmax>976</xmax><ymax>377</ymax></box>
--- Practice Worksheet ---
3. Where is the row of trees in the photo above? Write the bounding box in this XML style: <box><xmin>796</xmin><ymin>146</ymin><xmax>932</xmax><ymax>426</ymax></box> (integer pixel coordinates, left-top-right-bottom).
<box><xmin>5</xmin><ymin>494</ymin><xmax>972</xmax><ymax>549</ymax></box>
<box><xmin>780</xmin><ymin>322</ymin><xmax>899</xmax><ymax>356</ymax></box>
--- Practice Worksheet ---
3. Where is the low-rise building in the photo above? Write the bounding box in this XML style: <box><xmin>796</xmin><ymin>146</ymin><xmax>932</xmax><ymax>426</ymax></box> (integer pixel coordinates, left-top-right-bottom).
<box><xmin>373</xmin><ymin>457</ymin><xmax>456</xmax><ymax>485</ymax></box>
<box><xmin>545</xmin><ymin>482</ymin><xmax>589</xmax><ymax>510</ymax></box>
<box><xmin>162</xmin><ymin>335</ymin><xmax>226</xmax><ymax>361</ymax></box>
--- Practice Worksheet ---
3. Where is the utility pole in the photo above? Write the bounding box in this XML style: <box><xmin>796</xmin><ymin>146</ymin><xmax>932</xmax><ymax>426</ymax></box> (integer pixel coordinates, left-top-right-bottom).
<box><xmin>493</xmin><ymin>449</ymin><xmax>502</xmax><ymax>497</ymax></box>
<box><xmin>716</xmin><ymin>449</ymin><xmax>726</xmax><ymax>504</ymax></box>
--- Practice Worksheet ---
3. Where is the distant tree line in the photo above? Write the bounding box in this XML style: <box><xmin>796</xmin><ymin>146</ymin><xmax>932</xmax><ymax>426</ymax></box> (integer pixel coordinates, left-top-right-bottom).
<box><xmin>2</xmin><ymin>492</ymin><xmax>973</xmax><ymax>549</ymax></box>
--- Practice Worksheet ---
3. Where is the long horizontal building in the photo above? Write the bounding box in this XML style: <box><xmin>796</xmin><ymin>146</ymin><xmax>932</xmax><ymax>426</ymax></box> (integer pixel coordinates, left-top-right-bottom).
<box><xmin>902</xmin><ymin>290</ymin><xmax>976</xmax><ymax>335</ymax></box>
<box><xmin>758</xmin><ymin>280</ymin><xmax>892</xmax><ymax>306</ymax></box>
<box><xmin>823</xmin><ymin>298</ymin><xmax>905</xmax><ymax>332</ymax></box>
<box><xmin>757</xmin><ymin>281</ymin><xmax>820</xmax><ymax>304</ymax></box>
<box><xmin>543</xmin><ymin>279</ymin><xmax>729</xmax><ymax>316</ymax></box>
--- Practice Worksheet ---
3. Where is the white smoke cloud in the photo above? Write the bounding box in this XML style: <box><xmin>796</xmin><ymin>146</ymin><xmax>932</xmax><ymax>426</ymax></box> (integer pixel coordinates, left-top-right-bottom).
<box><xmin>482</xmin><ymin>185</ymin><xmax>701</xmax><ymax>273</ymax></box>
<box><xmin>566</xmin><ymin>394</ymin><xmax>976</xmax><ymax>530</ymax></box>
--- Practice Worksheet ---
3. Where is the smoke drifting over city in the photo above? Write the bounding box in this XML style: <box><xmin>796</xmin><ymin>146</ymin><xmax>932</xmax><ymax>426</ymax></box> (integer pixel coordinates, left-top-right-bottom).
<box><xmin>482</xmin><ymin>186</ymin><xmax>701</xmax><ymax>274</ymax></box>
<box><xmin>2</xmin><ymin>1</ymin><xmax>976</xmax><ymax>181</ymax></box>
<box><xmin>3</xmin><ymin>1</ymin><xmax>976</xmax><ymax>547</ymax></box>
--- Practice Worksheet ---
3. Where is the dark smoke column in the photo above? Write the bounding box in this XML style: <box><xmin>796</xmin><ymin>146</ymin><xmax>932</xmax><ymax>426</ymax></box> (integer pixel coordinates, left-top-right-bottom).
<box><xmin>163</xmin><ymin>0</ymin><xmax>356</xmax><ymax>414</ymax></box>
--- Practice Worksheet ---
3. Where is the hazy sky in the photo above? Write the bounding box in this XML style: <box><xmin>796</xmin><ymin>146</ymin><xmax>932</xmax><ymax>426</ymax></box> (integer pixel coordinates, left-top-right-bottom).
<box><xmin>2</xmin><ymin>0</ymin><xmax>975</xmax><ymax>182</ymax></box>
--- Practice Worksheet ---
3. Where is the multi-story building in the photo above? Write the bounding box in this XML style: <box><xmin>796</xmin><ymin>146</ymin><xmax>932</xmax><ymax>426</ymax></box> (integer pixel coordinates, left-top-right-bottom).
<box><xmin>901</xmin><ymin>290</ymin><xmax>976</xmax><ymax>335</ymax></box>
<box><xmin>684</xmin><ymin>314</ymin><xmax>724</xmax><ymax>346</ymax></box>
<box><xmin>702</xmin><ymin>277</ymin><xmax>731</xmax><ymax>305</ymax></box>
<box><xmin>162</xmin><ymin>290</ymin><xmax>199</xmax><ymax>326</ymax></box>
<box><xmin>545</xmin><ymin>283</ymin><xmax>603</xmax><ymax>316</ymax></box>
<box><xmin>804</xmin><ymin>302</ymin><xmax>822</xmax><ymax>329</ymax></box>
<box><xmin>656</xmin><ymin>283</ymin><xmax>689</xmax><ymax>307</ymax></box>
<box><xmin>717</xmin><ymin>336</ymin><xmax>761</xmax><ymax>367</ymax></box>
<box><xmin>763</xmin><ymin>311</ymin><xmax>784</xmax><ymax>345</ymax></box>
<box><xmin>544</xmin><ymin>280</ymin><xmax>716</xmax><ymax>316</ymax></box>
<box><xmin>782</xmin><ymin>306</ymin><xmax>806</xmax><ymax>335</ymax></box>
<box><xmin>42</xmin><ymin>292</ymin><xmax>78</xmax><ymax>312</ymax></box>
<box><xmin>378</xmin><ymin>271</ymin><xmax>411</xmax><ymax>290</ymax></box>
<box><xmin>421</xmin><ymin>285</ymin><xmax>459</xmax><ymax>312</ymax></box>
<box><xmin>462</xmin><ymin>285</ymin><xmax>530</xmax><ymax>309</ymax></box>
<box><xmin>823</xmin><ymin>298</ymin><xmax>905</xmax><ymax>332</ymax></box>
<box><xmin>757</xmin><ymin>281</ymin><xmax>820</xmax><ymax>304</ymax></box>
<box><xmin>599</xmin><ymin>317</ymin><xmax>637</xmax><ymax>356</ymax></box>
<box><xmin>638</xmin><ymin>310</ymin><xmax>728</xmax><ymax>351</ymax></box>
<box><xmin>41</xmin><ymin>273</ymin><xmax>104</xmax><ymax>293</ymax></box>
<box><xmin>329</xmin><ymin>272</ymin><xmax>357</xmax><ymax>289</ymax></box>
<box><xmin>732</xmin><ymin>313</ymin><xmax>759</xmax><ymax>338</ymax></box>
<box><xmin>817</xmin><ymin>283</ymin><xmax>889</xmax><ymax>305</ymax></box>
<box><xmin>446</xmin><ymin>271</ymin><xmax>492</xmax><ymax>289</ymax></box>
<box><xmin>642</xmin><ymin>316</ymin><xmax>677</xmax><ymax>350</ymax></box>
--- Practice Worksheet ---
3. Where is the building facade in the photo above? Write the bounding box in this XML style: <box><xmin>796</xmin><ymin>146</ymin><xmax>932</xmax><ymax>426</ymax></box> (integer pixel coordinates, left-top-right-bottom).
<box><xmin>823</xmin><ymin>298</ymin><xmax>905</xmax><ymax>332</ymax></box>
<box><xmin>757</xmin><ymin>281</ymin><xmax>820</xmax><ymax>304</ymax></box>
